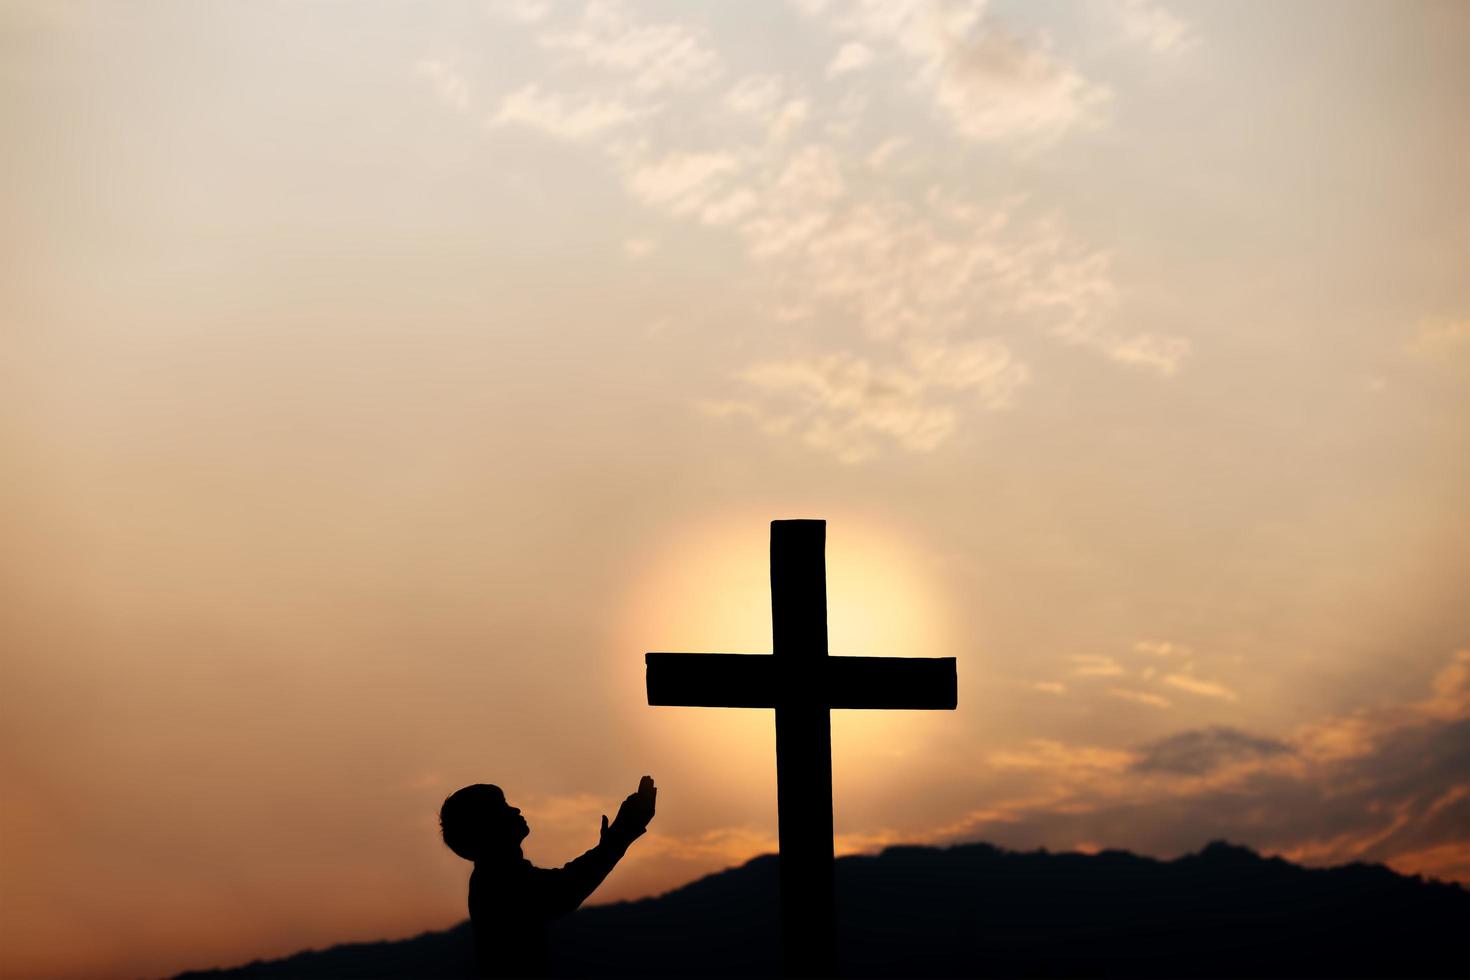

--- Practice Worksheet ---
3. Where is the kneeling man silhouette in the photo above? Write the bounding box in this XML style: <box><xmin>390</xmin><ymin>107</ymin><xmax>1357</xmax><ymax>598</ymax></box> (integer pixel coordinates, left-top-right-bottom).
<box><xmin>440</xmin><ymin>776</ymin><xmax>656</xmax><ymax>978</ymax></box>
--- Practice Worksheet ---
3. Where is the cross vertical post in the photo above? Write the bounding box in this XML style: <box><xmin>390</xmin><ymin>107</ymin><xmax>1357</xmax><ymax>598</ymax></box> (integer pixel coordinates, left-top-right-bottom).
<box><xmin>771</xmin><ymin>520</ymin><xmax>837</xmax><ymax>977</ymax></box>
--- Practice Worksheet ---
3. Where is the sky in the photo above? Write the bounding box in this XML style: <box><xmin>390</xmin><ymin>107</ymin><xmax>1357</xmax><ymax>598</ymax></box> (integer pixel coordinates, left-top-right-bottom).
<box><xmin>2</xmin><ymin>1</ymin><xmax>1468</xmax><ymax>977</ymax></box>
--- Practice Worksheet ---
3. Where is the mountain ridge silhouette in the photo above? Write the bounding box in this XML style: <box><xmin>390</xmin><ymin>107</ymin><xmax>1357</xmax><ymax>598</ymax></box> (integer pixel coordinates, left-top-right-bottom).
<box><xmin>175</xmin><ymin>840</ymin><xmax>1468</xmax><ymax>978</ymax></box>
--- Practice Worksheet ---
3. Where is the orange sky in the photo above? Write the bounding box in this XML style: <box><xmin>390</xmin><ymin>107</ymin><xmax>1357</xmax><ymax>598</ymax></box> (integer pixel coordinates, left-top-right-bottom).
<box><xmin>3</xmin><ymin>2</ymin><xmax>1469</xmax><ymax>978</ymax></box>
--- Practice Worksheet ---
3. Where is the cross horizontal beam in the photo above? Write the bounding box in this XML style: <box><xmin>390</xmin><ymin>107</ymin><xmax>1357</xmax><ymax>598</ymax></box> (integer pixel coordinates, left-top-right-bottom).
<box><xmin>645</xmin><ymin>652</ymin><xmax>957</xmax><ymax>710</ymax></box>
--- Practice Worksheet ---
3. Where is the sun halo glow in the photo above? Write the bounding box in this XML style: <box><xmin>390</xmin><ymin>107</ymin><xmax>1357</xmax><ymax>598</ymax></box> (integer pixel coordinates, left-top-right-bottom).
<box><xmin>617</xmin><ymin>514</ymin><xmax>954</xmax><ymax>805</ymax></box>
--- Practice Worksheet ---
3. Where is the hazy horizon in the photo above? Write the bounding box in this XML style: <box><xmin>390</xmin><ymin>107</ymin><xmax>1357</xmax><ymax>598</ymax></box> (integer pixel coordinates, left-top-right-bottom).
<box><xmin>3</xmin><ymin>2</ymin><xmax>1468</xmax><ymax>978</ymax></box>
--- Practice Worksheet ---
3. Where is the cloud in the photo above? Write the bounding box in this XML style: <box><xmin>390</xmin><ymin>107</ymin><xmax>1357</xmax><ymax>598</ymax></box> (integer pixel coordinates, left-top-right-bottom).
<box><xmin>932</xmin><ymin>27</ymin><xmax>1111</xmax><ymax>146</ymax></box>
<box><xmin>482</xmin><ymin>3</ymin><xmax>723</xmax><ymax>146</ymax></box>
<box><xmin>1070</xmin><ymin>654</ymin><xmax>1125</xmax><ymax>677</ymax></box>
<box><xmin>487</xmin><ymin>84</ymin><xmax>642</xmax><ymax>141</ymax></box>
<box><xmin>1047</xmin><ymin>648</ymin><xmax>1241</xmax><ymax>710</ymax></box>
<box><xmin>490</xmin><ymin>0</ymin><xmax>551</xmax><ymax>25</ymax></box>
<box><xmin>1409</xmin><ymin>315</ymin><xmax>1470</xmax><ymax>355</ymax></box>
<box><xmin>415</xmin><ymin>59</ymin><xmax>470</xmax><ymax>112</ymax></box>
<box><xmin>990</xmin><ymin>739</ymin><xmax>1135</xmax><ymax>775</ymax></box>
<box><xmin>1009</xmin><ymin>242</ymin><xmax>1187</xmax><ymax>373</ymax></box>
<box><xmin>835</xmin><ymin>828</ymin><xmax>912</xmax><ymax>856</ymax></box>
<box><xmin>538</xmin><ymin>0</ymin><xmax>722</xmax><ymax>94</ymax></box>
<box><xmin>826</xmin><ymin>42</ymin><xmax>874</xmax><ymax>77</ymax></box>
<box><xmin>866</xmin><ymin>137</ymin><xmax>906</xmax><ymax>170</ymax></box>
<box><xmin>622</xmin><ymin>237</ymin><xmax>656</xmax><ymax>259</ymax></box>
<box><xmin>724</xmin><ymin>74</ymin><xmax>785</xmax><ymax>118</ymax></box>
<box><xmin>1135</xmin><ymin>640</ymin><xmax>1187</xmax><ymax>657</ymax></box>
<box><xmin>1424</xmin><ymin>650</ymin><xmax>1470</xmax><ymax>719</ymax></box>
<box><xmin>1161</xmin><ymin>673</ymin><xmax>1238</xmax><ymax>702</ymax></box>
<box><xmin>475</xmin><ymin>1</ymin><xmax>1189</xmax><ymax>459</ymax></box>
<box><xmin>713</xmin><ymin>339</ymin><xmax>1028</xmax><ymax>463</ymax></box>
<box><xmin>1268</xmin><ymin>718</ymin><xmax>1470</xmax><ymax>875</ymax></box>
<box><xmin>626</xmin><ymin>151</ymin><xmax>741</xmax><ymax>215</ymax></box>
<box><xmin>1133</xmin><ymin>726</ymin><xmax>1291</xmax><ymax>775</ymax></box>
<box><xmin>1385</xmin><ymin>841</ymin><xmax>1470</xmax><ymax>884</ymax></box>
<box><xmin>766</xmin><ymin>101</ymin><xmax>810</xmax><ymax>143</ymax></box>
<box><xmin>905</xmin><ymin>339</ymin><xmax>1029</xmax><ymax>402</ymax></box>
<box><xmin>800</xmin><ymin>0</ymin><xmax>1111</xmax><ymax>148</ymax></box>
<box><xmin>1106</xmin><ymin>333</ymin><xmax>1191</xmax><ymax>375</ymax></box>
<box><xmin>1298</xmin><ymin>649</ymin><xmax>1470</xmax><ymax>761</ymax></box>
<box><xmin>1108</xmin><ymin>687</ymin><xmax>1171</xmax><ymax>709</ymax></box>
<box><xmin>1107</xmin><ymin>0</ymin><xmax>1198</xmax><ymax>55</ymax></box>
<box><xmin>522</xmin><ymin>791</ymin><xmax>608</xmax><ymax>826</ymax></box>
<box><xmin>924</xmin><ymin>650</ymin><xmax>1470</xmax><ymax>884</ymax></box>
<box><xmin>721</xmin><ymin>168</ymin><xmax>1154</xmax><ymax>390</ymax></box>
<box><xmin>637</xmin><ymin>826</ymin><xmax>779</xmax><ymax>864</ymax></box>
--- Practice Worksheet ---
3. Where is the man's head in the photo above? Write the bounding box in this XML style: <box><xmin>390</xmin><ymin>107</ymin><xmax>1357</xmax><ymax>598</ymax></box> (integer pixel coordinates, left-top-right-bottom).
<box><xmin>439</xmin><ymin>784</ymin><xmax>530</xmax><ymax>862</ymax></box>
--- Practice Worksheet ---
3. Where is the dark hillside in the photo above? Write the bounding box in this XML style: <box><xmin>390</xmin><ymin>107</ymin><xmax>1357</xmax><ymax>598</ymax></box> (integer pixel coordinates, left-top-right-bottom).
<box><xmin>176</xmin><ymin>841</ymin><xmax>1469</xmax><ymax>979</ymax></box>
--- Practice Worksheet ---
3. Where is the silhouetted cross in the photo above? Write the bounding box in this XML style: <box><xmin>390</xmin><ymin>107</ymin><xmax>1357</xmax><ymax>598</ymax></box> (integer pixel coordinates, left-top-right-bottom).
<box><xmin>645</xmin><ymin>519</ymin><xmax>957</xmax><ymax>977</ymax></box>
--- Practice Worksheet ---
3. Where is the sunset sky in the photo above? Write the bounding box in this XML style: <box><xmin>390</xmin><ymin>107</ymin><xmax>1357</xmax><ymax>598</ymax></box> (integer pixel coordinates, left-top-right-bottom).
<box><xmin>3</xmin><ymin>1</ymin><xmax>1469</xmax><ymax>977</ymax></box>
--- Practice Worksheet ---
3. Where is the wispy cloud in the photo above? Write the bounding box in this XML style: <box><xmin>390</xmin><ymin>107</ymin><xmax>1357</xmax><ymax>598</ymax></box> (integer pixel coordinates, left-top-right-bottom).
<box><xmin>461</xmin><ymin>0</ymin><xmax>1191</xmax><ymax>459</ymax></box>
<box><xmin>865</xmin><ymin>137</ymin><xmax>907</xmax><ymax>171</ymax></box>
<box><xmin>487</xmin><ymin>84</ymin><xmax>643</xmax><ymax>141</ymax></box>
<box><xmin>1038</xmin><ymin>641</ymin><xmax>1239</xmax><ymax>714</ymax></box>
<box><xmin>625</xmin><ymin>151</ymin><xmax>741</xmax><ymax>215</ymax></box>
<box><xmin>1409</xmin><ymin>315</ymin><xmax>1470</xmax><ymax>355</ymax></box>
<box><xmin>990</xmin><ymin>738</ymin><xmax>1135</xmax><ymax>775</ymax></box>
<box><xmin>1106</xmin><ymin>0</ymin><xmax>1198</xmax><ymax>55</ymax></box>
<box><xmin>1161</xmin><ymin>673</ymin><xmax>1238</xmax><ymax>702</ymax></box>
<box><xmin>1135</xmin><ymin>640</ymin><xmax>1187</xmax><ymax>657</ymax></box>
<box><xmin>826</xmin><ymin>42</ymin><xmax>874</xmax><ymax>78</ymax></box>
<box><xmin>490</xmin><ymin>0</ymin><xmax>551</xmax><ymax>25</ymax></box>
<box><xmin>1106</xmin><ymin>333</ymin><xmax>1191</xmax><ymax>375</ymax></box>
<box><xmin>637</xmin><ymin>826</ymin><xmax>779</xmax><ymax>864</ymax></box>
<box><xmin>622</xmin><ymin>237</ymin><xmax>656</xmax><ymax>259</ymax></box>
<box><xmin>798</xmin><ymin>0</ymin><xmax>1111</xmax><ymax>148</ymax></box>
<box><xmin>705</xmin><ymin>339</ymin><xmax>1027</xmax><ymax>463</ymax></box>
<box><xmin>538</xmin><ymin>0</ymin><xmax>723</xmax><ymax>94</ymax></box>
<box><xmin>1071</xmin><ymin>654</ymin><xmax>1126</xmax><ymax>677</ymax></box>
<box><xmin>1109</xmin><ymin>687</ymin><xmax>1172</xmax><ymax>709</ymax></box>
<box><xmin>415</xmin><ymin>59</ymin><xmax>470</xmax><ymax>112</ymax></box>
<box><xmin>931</xmin><ymin>27</ymin><xmax>1111</xmax><ymax>146</ymax></box>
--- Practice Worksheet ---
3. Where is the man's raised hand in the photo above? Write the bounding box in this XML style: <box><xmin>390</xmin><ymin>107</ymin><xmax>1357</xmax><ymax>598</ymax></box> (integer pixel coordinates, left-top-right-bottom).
<box><xmin>601</xmin><ymin>775</ymin><xmax>656</xmax><ymax>845</ymax></box>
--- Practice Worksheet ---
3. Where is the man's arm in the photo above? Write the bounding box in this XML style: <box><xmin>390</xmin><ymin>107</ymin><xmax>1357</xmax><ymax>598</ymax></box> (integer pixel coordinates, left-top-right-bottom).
<box><xmin>535</xmin><ymin>776</ymin><xmax>656</xmax><ymax>918</ymax></box>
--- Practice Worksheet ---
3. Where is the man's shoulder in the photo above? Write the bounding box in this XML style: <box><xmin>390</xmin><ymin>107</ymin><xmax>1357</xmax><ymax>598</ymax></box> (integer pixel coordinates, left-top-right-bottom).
<box><xmin>471</xmin><ymin>859</ymin><xmax>534</xmax><ymax>890</ymax></box>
